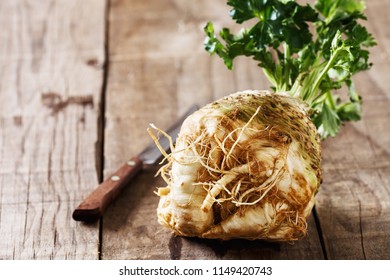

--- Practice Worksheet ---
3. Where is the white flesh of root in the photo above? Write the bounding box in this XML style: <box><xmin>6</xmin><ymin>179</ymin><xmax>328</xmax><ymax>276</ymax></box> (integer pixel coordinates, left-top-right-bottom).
<box><xmin>151</xmin><ymin>90</ymin><xmax>322</xmax><ymax>241</ymax></box>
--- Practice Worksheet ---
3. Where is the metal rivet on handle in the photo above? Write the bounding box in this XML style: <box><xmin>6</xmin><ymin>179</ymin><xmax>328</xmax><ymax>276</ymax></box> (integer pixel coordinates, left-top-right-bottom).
<box><xmin>127</xmin><ymin>160</ymin><xmax>136</xmax><ymax>166</ymax></box>
<box><xmin>111</xmin><ymin>175</ymin><xmax>120</xmax><ymax>181</ymax></box>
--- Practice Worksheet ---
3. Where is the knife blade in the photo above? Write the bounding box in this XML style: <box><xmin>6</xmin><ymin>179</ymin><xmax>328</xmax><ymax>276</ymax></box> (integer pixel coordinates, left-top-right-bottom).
<box><xmin>72</xmin><ymin>104</ymin><xmax>198</xmax><ymax>222</ymax></box>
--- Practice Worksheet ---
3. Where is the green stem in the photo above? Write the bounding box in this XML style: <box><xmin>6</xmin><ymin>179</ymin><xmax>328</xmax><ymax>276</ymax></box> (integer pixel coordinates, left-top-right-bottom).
<box><xmin>282</xmin><ymin>43</ymin><xmax>291</xmax><ymax>92</ymax></box>
<box><xmin>306</xmin><ymin>47</ymin><xmax>343</xmax><ymax>104</ymax></box>
<box><xmin>263</xmin><ymin>68</ymin><xmax>278</xmax><ymax>89</ymax></box>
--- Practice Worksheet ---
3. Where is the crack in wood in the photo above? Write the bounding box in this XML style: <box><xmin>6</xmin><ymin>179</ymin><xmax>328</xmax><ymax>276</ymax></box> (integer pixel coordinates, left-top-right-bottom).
<box><xmin>168</xmin><ymin>235</ymin><xmax>182</xmax><ymax>260</ymax></box>
<box><xmin>357</xmin><ymin>200</ymin><xmax>367</xmax><ymax>260</ymax></box>
<box><xmin>97</xmin><ymin>0</ymin><xmax>111</xmax><ymax>260</ymax></box>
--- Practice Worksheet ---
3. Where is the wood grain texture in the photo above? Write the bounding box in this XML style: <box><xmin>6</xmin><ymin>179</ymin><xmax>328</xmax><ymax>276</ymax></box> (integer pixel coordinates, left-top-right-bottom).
<box><xmin>102</xmin><ymin>0</ymin><xmax>323</xmax><ymax>259</ymax></box>
<box><xmin>0</xmin><ymin>0</ymin><xmax>106</xmax><ymax>259</ymax></box>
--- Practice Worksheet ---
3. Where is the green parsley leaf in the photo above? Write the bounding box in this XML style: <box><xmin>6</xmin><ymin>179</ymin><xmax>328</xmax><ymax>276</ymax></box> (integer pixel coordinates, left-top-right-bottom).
<box><xmin>204</xmin><ymin>0</ymin><xmax>376</xmax><ymax>139</ymax></box>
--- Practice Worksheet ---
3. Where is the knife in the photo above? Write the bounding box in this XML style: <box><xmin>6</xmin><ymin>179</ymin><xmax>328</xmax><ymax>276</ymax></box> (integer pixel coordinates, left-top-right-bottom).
<box><xmin>72</xmin><ymin>104</ymin><xmax>198</xmax><ymax>222</ymax></box>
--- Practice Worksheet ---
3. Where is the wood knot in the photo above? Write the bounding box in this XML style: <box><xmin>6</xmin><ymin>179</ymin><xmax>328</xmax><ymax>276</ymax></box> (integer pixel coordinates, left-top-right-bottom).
<box><xmin>41</xmin><ymin>92</ymin><xmax>94</xmax><ymax>115</ymax></box>
<box><xmin>86</xmin><ymin>58</ymin><xmax>102</xmax><ymax>68</ymax></box>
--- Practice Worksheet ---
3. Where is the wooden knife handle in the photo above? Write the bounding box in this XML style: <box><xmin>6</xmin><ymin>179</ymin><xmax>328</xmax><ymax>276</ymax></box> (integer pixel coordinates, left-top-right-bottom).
<box><xmin>72</xmin><ymin>157</ymin><xmax>143</xmax><ymax>222</ymax></box>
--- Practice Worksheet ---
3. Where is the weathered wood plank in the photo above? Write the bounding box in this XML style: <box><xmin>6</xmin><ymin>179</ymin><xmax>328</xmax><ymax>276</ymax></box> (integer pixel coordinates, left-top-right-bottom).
<box><xmin>102</xmin><ymin>0</ymin><xmax>324</xmax><ymax>259</ymax></box>
<box><xmin>315</xmin><ymin>0</ymin><xmax>390</xmax><ymax>259</ymax></box>
<box><xmin>0</xmin><ymin>0</ymin><xmax>106</xmax><ymax>259</ymax></box>
<box><xmin>316</xmin><ymin>167</ymin><xmax>390</xmax><ymax>259</ymax></box>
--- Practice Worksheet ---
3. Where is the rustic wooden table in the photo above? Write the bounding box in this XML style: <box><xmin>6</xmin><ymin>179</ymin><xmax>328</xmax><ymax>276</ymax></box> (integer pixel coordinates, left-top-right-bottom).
<box><xmin>0</xmin><ymin>0</ymin><xmax>389</xmax><ymax>260</ymax></box>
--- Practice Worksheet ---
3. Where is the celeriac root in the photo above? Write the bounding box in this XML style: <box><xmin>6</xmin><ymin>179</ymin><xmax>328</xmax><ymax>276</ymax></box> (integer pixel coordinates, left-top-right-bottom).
<box><xmin>152</xmin><ymin>90</ymin><xmax>321</xmax><ymax>241</ymax></box>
